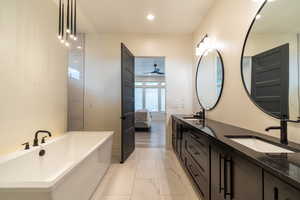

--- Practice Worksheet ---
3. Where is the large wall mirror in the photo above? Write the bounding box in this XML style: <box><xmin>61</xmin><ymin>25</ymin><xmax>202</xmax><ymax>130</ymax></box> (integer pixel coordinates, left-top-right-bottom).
<box><xmin>241</xmin><ymin>0</ymin><xmax>300</xmax><ymax>121</ymax></box>
<box><xmin>196</xmin><ymin>49</ymin><xmax>224</xmax><ymax>110</ymax></box>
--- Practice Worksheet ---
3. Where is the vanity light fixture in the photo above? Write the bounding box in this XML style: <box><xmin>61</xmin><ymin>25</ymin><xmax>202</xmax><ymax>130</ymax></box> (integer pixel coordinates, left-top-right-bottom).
<box><xmin>195</xmin><ymin>35</ymin><xmax>219</xmax><ymax>56</ymax></box>
<box><xmin>58</xmin><ymin>0</ymin><xmax>77</xmax><ymax>47</ymax></box>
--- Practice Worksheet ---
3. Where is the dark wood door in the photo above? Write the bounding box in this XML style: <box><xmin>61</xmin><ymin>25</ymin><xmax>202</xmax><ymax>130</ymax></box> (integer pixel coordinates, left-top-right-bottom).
<box><xmin>264</xmin><ymin>172</ymin><xmax>300</xmax><ymax>200</ymax></box>
<box><xmin>121</xmin><ymin>43</ymin><xmax>135</xmax><ymax>163</ymax></box>
<box><xmin>251</xmin><ymin>44</ymin><xmax>289</xmax><ymax>118</ymax></box>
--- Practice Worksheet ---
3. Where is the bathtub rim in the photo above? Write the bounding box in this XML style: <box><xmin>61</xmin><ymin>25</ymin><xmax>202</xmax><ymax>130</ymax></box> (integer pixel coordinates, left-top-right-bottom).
<box><xmin>0</xmin><ymin>131</ymin><xmax>114</xmax><ymax>191</ymax></box>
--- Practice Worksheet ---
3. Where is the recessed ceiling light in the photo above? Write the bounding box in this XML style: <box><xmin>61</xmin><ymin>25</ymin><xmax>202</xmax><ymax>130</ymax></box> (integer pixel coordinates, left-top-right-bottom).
<box><xmin>147</xmin><ymin>14</ymin><xmax>155</xmax><ymax>21</ymax></box>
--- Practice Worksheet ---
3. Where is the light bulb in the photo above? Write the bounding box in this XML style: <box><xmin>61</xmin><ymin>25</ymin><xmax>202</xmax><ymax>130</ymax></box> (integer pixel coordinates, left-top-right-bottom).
<box><xmin>147</xmin><ymin>14</ymin><xmax>155</xmax><ymax>21</ymax></box>
<box><xmin>73</xmin><ymin>37</ymin><xmax>78</xmax><ymax>41</ymax></box>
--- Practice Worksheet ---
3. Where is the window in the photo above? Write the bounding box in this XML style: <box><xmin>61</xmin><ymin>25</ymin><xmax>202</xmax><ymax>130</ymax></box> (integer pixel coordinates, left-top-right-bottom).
<box><xmin>161</xmin><ymin>88</ymin><xmax>165</xmax><ymax>112</ymax></box>
<box><xmin>135</xmin><ymin>82</ymin><xmax>143</xmax><ymax>86</ymax></box>
<box><xmin>145</xmin><ymin>82</ymin><xmax>159</xmax><ymax>86</ymax></box>
<box><xmin>135</xmin><ymin>88</ymin><xmax>143</xmax><ymax>110</ymax></box>
<box><xmin>145</xmin><ymin>88</ymin><xmax>159</xmax><ymax>112</ymax></box>
<box><xmin>135</xmin><ymin>81</ymin><xmax>166</xmax><ymax>112</ymax></box>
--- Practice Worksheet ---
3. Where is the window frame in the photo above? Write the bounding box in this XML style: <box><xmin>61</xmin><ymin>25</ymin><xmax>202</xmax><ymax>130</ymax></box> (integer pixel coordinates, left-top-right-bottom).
<box><xmin>134</xmin><ymin>81</ymin><xmax>166</xmax><ymax>112</ymax></box>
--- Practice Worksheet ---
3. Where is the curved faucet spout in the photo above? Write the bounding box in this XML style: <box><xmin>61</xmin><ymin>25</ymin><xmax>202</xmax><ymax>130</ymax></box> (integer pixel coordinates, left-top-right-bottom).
<box><xmin>33</xmin><ymin>130</ymin><xmax>52</xmax><ymax>146</ymax></box>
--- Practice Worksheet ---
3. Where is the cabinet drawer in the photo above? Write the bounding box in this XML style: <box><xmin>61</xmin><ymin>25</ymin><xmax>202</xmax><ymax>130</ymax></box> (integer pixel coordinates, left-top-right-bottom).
<box><xmin>185</xmin><ymin>134</ymin><xmax>209</xmax><ymax>174</ymax></box>
<box><xmin>264</xmin><ymin>172</ymin><xmax>300</xmax><ymax>200</ymax></box>
<box><xmin>185</xmin><ymin>155</ymin><xmax>209</xmax><ymax>199</ymax></box>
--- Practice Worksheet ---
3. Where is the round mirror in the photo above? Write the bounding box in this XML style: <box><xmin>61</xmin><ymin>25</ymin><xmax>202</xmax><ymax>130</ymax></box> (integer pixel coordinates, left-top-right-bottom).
<box><xmin>241</xmin><ymin>0</ymin><xmax>300</xmax><ymax>121</ymax></box>
<box><xmin>196</xmin><ymin>50</ymin><xmax>224</xmax><ymax>110</ymax></box>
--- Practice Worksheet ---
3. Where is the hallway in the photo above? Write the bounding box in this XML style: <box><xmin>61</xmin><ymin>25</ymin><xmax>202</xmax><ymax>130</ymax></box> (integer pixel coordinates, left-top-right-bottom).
<box><xmin>135</xmin><ymin>121</ymin><xmax>166</xmax><ymax>148</ymax></box>
<box><xmin>91</xmin><ymin>148</ymin><xmax>199</xmax><ymax>200</ymax></box>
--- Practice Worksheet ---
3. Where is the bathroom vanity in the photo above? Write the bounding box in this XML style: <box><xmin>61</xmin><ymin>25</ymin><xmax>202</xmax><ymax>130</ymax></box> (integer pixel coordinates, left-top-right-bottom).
<box><xmin>172</xmin><ymin>115</ymin><xmax>300</xmax><ymax>200</ymax></box>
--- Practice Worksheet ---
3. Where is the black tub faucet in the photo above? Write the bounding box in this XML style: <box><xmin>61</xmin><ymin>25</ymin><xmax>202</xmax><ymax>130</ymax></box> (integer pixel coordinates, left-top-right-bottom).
<box><xmin>33</xmin><ymin>130</ymin><xmax>52</xmax><ymax>147</ymax></box>
<box><xmin>265</xmin><ymin>119</ymin><xmax>288</xmax><ymax>145</ymax></box>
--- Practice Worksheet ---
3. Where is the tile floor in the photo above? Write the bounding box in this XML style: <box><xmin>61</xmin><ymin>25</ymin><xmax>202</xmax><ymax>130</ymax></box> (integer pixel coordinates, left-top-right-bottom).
<box><xmin>91</xmin><ymin>148</ymin><xmax>201</xmax><ymax>200</ymax></box>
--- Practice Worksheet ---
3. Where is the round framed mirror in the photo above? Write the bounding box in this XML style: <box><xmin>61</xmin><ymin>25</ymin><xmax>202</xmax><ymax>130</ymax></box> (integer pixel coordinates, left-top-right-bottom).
<box><xmin>241</xmin><ymin>0</ymin><xmax>300</xmax><ymax>121</ymax></box>
<box><xmin>196</xmin><ymin>49</ymin><xmax>224</xmax><ymax>110</ymax></box>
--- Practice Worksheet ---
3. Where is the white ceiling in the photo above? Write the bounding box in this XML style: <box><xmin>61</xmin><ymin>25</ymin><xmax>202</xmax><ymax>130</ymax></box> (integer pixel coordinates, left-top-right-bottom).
<box><xmin>77</xmin><ymin>0</ymin><xmax>215</xmax><ymax>34</ymax></box>
<box><xmin>252</xmin><ymin>0</ymin><xmax>300</xmax><ymax>34</ymax></box>
<box><xmin>135</xmin><ymin>57</ymin><xmax>165</xmax><ymax>76</ymax></box>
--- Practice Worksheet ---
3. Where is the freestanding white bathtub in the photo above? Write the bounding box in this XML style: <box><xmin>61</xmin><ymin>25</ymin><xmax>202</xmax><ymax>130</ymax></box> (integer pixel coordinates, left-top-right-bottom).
<box><xmin>0</xmin><ymin>131</ymin><xmax>113</xmax><ymax>200</ymax></box>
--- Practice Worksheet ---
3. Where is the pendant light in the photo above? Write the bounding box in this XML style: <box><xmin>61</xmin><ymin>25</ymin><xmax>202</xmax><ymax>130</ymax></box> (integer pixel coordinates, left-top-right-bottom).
<box><xmin>70</xmin><ymin>0</ymin><xmax>74</xmax><ymax>39</ymax></box>
<box><xmin>66</xmin><ymin>0</ymin><xmax>70</xmax><ymax>33</ymax></box>
<box><xmin>73</xmin><ymin>0</ymin><xmax>77</xmax><ymax>40</ymax></box>
<box><xmin>58</xmin><ymin>0</ymin><xmax>77</xmax><ymax>46</ymax></box>
<box><xmin>58</xmin><ymin>0</ymin><xmax>62</xmax><ymax>39</ymax></box>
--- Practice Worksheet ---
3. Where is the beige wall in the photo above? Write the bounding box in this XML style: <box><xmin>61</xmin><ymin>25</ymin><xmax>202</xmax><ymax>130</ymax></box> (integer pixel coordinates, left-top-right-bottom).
<box><xmin>84</xmin><ymin>33</ymin><xmax>193</xmax><ymax>157</ymax></box>
<box><xmin>0</xmin><ymin>0</ymin><xmax>68</xmax><ymax>155</ymax></box>
<box><xmin>192</xmin><ymin>0</ymin><xmax>300</xmax><ymax>143</ymax></box>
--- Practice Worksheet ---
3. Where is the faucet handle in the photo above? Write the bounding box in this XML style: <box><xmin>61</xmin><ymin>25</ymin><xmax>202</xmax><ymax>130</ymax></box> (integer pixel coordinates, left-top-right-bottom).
<box><xmin>22</xmin><ymin>142</ymin><xmax>30</xmax><ymax>150</ymax></box>
<box><xmin>41</xmin><ymin>136</ymin><xmax>48</xmax><ymax>144</ymax></box>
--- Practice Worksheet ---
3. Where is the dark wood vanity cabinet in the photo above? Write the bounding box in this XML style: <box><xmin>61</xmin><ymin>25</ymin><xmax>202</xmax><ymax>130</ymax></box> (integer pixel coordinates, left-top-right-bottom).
<box><xmin>264</xmin><ymin>172</ymin><xmax>300</xmax><ymax>200</ymax></box>
<box><xmin>211</xmin><ymin>143</ymin><xmax>263</xmax><ymax>200</ymax></box>
<box><xmin>183</xmin><ymin>130</ymin><xmax>210</xmax><ymax>199</ymax></box>
<box><xmin>172</xmin><ymin>118</ymin><xmax>183</xmax><ymax>157</ymax></box>
<box><xmin>171</xmin><ymin>117</ymin><xmax>300</xmax><ymax>200</ymax></box>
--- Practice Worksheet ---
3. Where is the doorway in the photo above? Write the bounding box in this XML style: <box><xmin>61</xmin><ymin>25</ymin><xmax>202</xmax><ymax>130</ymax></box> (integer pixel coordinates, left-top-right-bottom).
<box><xmin>134</xmin><ymin>57</ymin><xmax>166</xmax><ymax>148</ymax></box>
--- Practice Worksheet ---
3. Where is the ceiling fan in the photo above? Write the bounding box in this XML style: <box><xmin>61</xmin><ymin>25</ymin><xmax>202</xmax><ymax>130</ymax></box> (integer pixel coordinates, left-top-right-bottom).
<box><xmin>144</xmin><ymin>64</ymin><xmax>165</xmax><ymax>75</ymax></box>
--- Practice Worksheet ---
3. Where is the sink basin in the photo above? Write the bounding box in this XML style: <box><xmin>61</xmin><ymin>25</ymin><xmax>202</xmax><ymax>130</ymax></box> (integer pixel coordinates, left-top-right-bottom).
<box><xmin>227</xmin><ymin>136</ymin><xmax>295</xmax><ymax>153</ymax></box>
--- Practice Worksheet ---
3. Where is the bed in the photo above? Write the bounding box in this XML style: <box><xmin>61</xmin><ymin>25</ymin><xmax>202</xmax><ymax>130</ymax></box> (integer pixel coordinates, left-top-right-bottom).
<box><xmin>135</xmin><ymin>109</ymin><xmax>152</xmax><ymax>131</ymax></box>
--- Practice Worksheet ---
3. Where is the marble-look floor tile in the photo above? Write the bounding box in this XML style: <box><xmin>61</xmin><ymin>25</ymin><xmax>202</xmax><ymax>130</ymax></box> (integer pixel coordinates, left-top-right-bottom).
<box><xmin>131</xmin><ymin>179</ymin><xmax>160</xmax><ymax>200</ymax></box>
<box><xmin>91</xmin><ymin>148</ymin><xmax>200</xmax><ymax>200</ymax></box>
<box><xmin>92</xmin><ymin>165</ymin><xmax>136</xmax><ymax>197</ymax></box>
<box><xmin>160</xmin><ymin>195</ymin><xmax>201</xmax><ymax>200</ymax></box>
<box><xmin>100</xmin><ymin>196</ymin><xmax>131</xmax><ymax>200</ymax></box>
<box><xmin>156</xmin><ymin>167</ymin><xmax>187</xmax><ymax>195</ymax></box>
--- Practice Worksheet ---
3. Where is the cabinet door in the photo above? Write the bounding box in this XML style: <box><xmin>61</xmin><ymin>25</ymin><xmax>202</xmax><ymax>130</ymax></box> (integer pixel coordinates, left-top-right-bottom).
<box><xmin>171</xmin><ymin>118</ymin><xmax>177</xmax><ymax>151</ymax></box>
<box><xmin>264</xmin><ymin>172</ymin><xmax>300</xmax><ymax>200</ymax></box>
<box><xmin>211</xmin><ymin>144</ymin><xmax>229</xmax><ymax>200</ymax></box>
<box><xmin>176</xmin><ymin>123</ymin><xmax>183</xmax><ymax>157</ymax></box>
<box><xmin>231</xmin><ymin>154</ymin><xmax>263</xmax><ymax>200</ymax></box>
<box><xmin>211</xmin><ymin>145</ymin><xmax>263</xmax><ymax>200</ymax></box>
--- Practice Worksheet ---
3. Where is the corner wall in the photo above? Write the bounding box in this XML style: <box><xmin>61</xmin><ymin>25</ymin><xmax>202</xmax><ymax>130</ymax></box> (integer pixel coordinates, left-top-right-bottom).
<box><xmin>192</xmin><ymin>0</ymin><xmax>300</xmax><ymax>143</ymax></box>
<box><xmin>0</xmin><ymin>0</ymin><xmax>68</xmax><ymax>155</ymax></box>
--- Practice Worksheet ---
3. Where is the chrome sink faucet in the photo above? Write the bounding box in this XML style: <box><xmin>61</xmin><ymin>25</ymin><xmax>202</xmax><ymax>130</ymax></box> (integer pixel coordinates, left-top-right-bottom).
<box><xmin>265</xmin><ymin>119</ymin><xmax>288</xmax><ymax>145</ymax></box>
<box><xmin>33</xmin><ymin>130</ymin><xmax>52</xmax><ymax>147</ymax></box>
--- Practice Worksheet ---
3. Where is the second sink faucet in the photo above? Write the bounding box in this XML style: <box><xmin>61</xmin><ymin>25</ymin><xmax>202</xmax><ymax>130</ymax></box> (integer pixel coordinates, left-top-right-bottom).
<box><xmin>33</xmin><ymin>130</ymin><xmax>52</xmax><ymax>147</ymax></box>
<box><xmin>265</xmin><ymin>119</ymin><xmax>288</xmax><ymax>145</ymax></box>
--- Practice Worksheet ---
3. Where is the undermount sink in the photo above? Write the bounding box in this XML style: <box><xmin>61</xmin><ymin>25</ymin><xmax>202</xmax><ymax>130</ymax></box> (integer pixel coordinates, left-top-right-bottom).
<box><xmin>226</xmin><ymin>136</ymin><xmax>295</xmax><ymax>153</ymax></box>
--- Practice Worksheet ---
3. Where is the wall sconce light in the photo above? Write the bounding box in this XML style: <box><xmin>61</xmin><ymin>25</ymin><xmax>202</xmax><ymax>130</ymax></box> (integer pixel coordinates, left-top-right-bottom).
<box><xmin>195</xmin><ymin>35</ymin><xmax>218</xmax><ymax>56</ymax></box>
<box><xmin>58</xmin><ymin>0</ymin><xmax>77</xmax><ymax>47</ymax></box>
